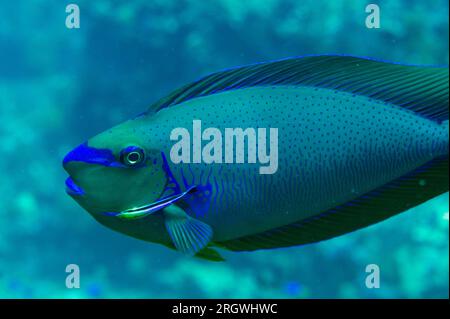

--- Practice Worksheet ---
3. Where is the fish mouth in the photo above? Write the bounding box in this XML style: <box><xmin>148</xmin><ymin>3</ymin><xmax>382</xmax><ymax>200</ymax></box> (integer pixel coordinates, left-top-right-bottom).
<box><xmin>65</xmin><ymin>176</ymin><xmax>85</xmax><ymax>196</ymax></box>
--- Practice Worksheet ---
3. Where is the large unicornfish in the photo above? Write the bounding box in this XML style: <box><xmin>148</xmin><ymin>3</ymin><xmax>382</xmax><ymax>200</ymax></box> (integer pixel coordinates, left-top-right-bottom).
<box><xmin>63</xmin><ymin>56</ymin><xmax>449</xmax><ymax>261</ymax></box>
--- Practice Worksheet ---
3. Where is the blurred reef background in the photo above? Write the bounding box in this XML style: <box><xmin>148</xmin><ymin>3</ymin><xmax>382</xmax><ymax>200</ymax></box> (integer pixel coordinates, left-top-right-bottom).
<box><xmin>0</xmin><ymin>0</ymin><xmax>448</xmax><ymax>298</ymax></box>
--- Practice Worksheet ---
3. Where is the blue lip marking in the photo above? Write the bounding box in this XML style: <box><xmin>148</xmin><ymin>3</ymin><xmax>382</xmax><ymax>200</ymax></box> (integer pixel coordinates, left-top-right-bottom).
<box><xmin>65</xmin><ymin>177</ymin><xmax>84</xmax><ymax>196</ymax></box>
<box><xmin>63</xmin><ymin>142</ymin><xmax>124</xmax><ymax>168</ymax></box>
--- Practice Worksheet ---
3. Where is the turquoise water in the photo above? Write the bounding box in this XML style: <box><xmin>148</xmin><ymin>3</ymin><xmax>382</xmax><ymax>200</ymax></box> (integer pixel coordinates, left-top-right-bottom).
<box><xmin>0</xmin><ymin>0</ymin><xmax>448</xmax><ymax>298</ymax></box>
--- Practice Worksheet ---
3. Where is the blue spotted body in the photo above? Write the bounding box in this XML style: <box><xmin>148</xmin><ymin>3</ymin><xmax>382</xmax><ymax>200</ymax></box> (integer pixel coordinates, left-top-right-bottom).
<box><xmin>63</xmin><ymin>56</ymin><xmax>449</xmax><ymax>261</ymax></box>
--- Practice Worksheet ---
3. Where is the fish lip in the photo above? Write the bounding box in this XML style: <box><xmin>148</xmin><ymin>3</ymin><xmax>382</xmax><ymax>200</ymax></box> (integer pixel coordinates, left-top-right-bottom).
<box><xmin>65</xmin><ymin>176</ymin><xmax>85</xmax><ymax>196</ymax></box>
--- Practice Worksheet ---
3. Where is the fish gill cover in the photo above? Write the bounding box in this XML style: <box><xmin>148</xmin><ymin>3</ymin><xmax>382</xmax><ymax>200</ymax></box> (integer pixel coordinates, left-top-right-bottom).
<box><xmin>0</xmin><ymin>0</ymin><xmax>448</xmax><ymax>298</ymax></box>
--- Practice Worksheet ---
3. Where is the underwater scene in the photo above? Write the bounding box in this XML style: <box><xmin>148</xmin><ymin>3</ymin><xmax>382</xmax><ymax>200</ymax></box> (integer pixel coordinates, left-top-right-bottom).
<box><xmin>0</xmin><ymin>0</ymin><xmax>448</xmax><ymax>299</ymax></box>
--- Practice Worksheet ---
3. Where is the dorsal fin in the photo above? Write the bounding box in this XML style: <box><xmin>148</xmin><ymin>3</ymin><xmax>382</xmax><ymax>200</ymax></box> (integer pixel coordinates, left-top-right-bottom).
<box><xmin>215</xmin><ymin>156</ymin><xmax>448</xmax><ymax>252</ymax></box>
<box><xmin>148</xmin><ymin>55</ymin><xmax>448</xmax><ymax>122</ymax></box>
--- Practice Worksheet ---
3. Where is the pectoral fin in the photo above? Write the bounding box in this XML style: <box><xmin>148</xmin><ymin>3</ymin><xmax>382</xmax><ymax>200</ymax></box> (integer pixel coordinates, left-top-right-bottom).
<box><xmin>163</xmin><ymin>205</ymin><xmax>213</xmax><ymax>255</ymax></box>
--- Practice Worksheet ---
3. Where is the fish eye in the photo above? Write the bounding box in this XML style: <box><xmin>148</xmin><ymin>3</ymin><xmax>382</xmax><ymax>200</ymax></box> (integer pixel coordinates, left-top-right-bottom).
<box><xmin>120</xmin><ymin>146</ymin><xmax>145</xmax><ymax>167</ymax></box>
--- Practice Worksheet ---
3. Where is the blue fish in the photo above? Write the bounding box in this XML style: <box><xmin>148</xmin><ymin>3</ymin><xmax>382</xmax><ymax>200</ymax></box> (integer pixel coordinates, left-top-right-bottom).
<box><xmin>63</xmin><ymin>55</ymin><xmax>449</xmax><ymax>261</ymax></box>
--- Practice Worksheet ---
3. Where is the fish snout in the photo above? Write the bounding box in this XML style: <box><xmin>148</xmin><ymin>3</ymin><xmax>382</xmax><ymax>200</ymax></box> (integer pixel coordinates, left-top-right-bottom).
<box><xmin>63</xmin><ymin>142</ymin><xmax>120</xmax><ymax>172</ymax></box>
<box><xmin>63</xmin><ymin>142</ymin><xmax>85</xmax><ymax>173</ymax></box>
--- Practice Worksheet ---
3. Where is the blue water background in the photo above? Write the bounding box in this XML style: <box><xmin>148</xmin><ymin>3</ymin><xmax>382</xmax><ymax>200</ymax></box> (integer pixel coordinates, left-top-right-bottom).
<box><xmin>0</xmin><ymin>0</ymin><xmax>448</xmax><ymax>298</ymax></box>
